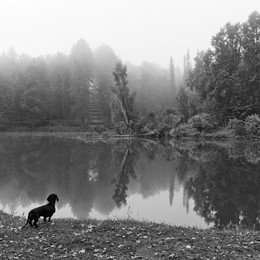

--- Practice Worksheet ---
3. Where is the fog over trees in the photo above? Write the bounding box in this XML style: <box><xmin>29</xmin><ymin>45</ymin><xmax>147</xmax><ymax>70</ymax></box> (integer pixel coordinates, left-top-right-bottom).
<box><xmin>0</xmin><ymin>38</ymin><xmax>182</xmax><ymax>130</ymax></box>
<box><xmin>0</xmin><ymin>11</ymin><xmax>259</xmax><ymax>136</ymax></box>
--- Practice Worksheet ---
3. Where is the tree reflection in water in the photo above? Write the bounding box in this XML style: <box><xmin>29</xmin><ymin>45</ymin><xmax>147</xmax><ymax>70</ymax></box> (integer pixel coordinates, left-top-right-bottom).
<box><xmin>175</xmin><ymin>141</ymin><xmax>260</xmax><ymax>230</ymax></box>
<box><xmin>1</xmin><ymin>134</ymin><xmax>260</xmax><ymax>229</ymax></box>
<box><xmin>111</xmin><ymin>140</ymin><xmax>138</xmax><ymax>207</ymax></box>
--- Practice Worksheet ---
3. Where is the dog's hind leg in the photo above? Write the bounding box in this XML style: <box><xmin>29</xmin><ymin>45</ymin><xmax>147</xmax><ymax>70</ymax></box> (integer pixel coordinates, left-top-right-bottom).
<box><xmin>33</xmin><ymin>218</ymin><xmax>39</xmax><ymax>228</ymax></box>
<box><xmin>31</xmin><ymin>214</ymin><xmax>39</xmax><ymax>228</ymax></box>
<box><xmin>29</xmin><ymin>216</ymin><xmax>33</xmax><ymax>227</ymax></box>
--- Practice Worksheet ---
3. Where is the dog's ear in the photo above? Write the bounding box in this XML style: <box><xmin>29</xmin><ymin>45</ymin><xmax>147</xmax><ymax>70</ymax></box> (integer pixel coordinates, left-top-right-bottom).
<box><xmin>56</xmin><ymin>195</ymin><xmax>59</xmax><ymax>202</ymax></box>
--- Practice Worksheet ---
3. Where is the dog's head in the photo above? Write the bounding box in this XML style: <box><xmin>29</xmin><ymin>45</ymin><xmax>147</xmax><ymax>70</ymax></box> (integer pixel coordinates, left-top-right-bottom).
<box><xmin>47</xmin><ymin>194</ymin><xmax>59</xmax><ymax>204</ymax></box>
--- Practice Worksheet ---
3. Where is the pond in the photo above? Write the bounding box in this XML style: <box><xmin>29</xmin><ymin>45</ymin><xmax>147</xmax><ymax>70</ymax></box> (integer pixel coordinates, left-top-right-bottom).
<box><xmin>1</xmin><ymin>133</ymin><xmax>260</xmax><ymax>230</ymax></box>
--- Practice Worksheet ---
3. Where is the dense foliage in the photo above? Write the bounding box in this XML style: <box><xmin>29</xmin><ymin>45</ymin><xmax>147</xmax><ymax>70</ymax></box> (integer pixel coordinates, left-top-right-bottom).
<box><xmin>187</xmin><ymin>11</ymin><xmax>260</xmax><ymax>123</ymax></box>
<box><xmin>159</xmin><ymin>11</ymin><xmax>260</xmax><ymax>139</ymax></box>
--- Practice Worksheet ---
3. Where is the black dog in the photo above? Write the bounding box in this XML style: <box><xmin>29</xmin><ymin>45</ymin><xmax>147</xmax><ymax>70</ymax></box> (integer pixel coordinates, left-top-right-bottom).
<box><xmin>22</xmin><ymin>194</ymin><xmax>59</xmax><ymax>229</ymax></box>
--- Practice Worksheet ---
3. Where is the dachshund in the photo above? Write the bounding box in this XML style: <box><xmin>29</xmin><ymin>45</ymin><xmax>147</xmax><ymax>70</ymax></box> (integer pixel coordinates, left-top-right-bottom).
<box><xmin>22</xmin><ymin>194</ymin><xmax>59</xmax><ymax>229</ymax></box>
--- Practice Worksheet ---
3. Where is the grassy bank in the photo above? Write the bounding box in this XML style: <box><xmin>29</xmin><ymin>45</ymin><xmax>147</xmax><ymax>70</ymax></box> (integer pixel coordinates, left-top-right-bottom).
<box><xmin>1</xmin><ymin>211</ymin><xmax>260</xmax><ymax>259</ymax></box>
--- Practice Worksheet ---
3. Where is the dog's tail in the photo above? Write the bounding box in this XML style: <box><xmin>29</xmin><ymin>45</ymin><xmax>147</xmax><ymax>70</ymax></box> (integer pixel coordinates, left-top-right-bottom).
<box><xmin>21</xmin><ymin>214</ymin><xmax>30</xmax><ymax>229</ymax></box>
<box><xmin>21</xmin><ymin>220</ymin><xmax>28</xmax><ymax>229</ymax></box>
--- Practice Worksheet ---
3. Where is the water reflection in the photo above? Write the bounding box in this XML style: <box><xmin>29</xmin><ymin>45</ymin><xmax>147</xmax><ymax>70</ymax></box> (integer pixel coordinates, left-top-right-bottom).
<box><xmin>1</xmin><ymin>134</ymin><xmax>260</xmax><ymax>229</ymax></box>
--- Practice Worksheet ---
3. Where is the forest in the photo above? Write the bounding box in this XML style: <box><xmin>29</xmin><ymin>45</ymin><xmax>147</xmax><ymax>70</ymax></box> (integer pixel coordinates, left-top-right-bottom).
<box><xmin>0</xmin><ymin>11</ymin><xmax>259</xmax><ymax>138</ymax></box>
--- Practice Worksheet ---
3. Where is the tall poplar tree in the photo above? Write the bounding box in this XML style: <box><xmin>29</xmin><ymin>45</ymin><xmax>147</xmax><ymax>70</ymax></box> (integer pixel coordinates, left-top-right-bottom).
<box><xmin>112</xmin><ymin>60</ymin><xmax>136</xmax><ymax>128</ymax></box>
<box><xmin>183</xmin><ymin>50</ymin><xmax>192</xmax><ymax>86</ymax></box>
<box><xmin>169</xmin><ymin>56</ymin><xmax>176</xmax><ymax>99</ymax></box>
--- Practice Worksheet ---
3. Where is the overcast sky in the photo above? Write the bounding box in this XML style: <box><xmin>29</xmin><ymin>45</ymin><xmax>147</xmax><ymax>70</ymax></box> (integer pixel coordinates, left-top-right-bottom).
<box><xmin>0</xmin><ymin>0</ymin><xmax>259</xmax><ymax>68</ymax></box>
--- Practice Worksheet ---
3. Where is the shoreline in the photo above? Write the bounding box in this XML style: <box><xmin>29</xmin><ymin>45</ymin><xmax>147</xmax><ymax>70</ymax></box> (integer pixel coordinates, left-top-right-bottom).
<box><xmin>1</xmin><ymin>211</ymin><xmax>260</xmax><ymax>259</ymax></box>
<box><xmin>1</xmin><ymin>127</ymin><xmax>260</xmax><ymax>142</ymax></box>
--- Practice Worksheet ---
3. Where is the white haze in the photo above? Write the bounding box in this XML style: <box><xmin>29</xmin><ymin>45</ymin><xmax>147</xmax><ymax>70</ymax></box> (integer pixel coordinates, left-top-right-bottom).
<box><xmin>0</xmin><ymin>0</ymin><xmax>259</xmax><ymax>68</ymax></box>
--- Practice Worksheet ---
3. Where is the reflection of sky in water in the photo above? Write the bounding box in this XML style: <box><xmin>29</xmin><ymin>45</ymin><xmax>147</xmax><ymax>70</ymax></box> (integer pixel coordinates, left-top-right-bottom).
<box><xmin>90</xmin><ymin>189</ymin><xmax>211</xmax><ymax>228</ymax></box>
<box><xmin>0</xmin><ymin>187</ymin><xmax>211</xmax><ymax>228</ymax></box>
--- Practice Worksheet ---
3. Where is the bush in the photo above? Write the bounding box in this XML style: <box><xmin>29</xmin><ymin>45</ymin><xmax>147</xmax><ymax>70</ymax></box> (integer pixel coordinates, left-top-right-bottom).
<box><xmin>136</xmin><ymin>110</ymin><xmax>181</xmax><ymax>138</ymax></box>
<box><xmin>114</xmin><ymin>121</ymin><xmax>128</xmax><ymax>135</ymax></box>
<box><xmin>244</xmin><ymin>114</ymin><xmax>260</xmax><ymax>137</ymax></box>
<box><xmin>170</xmin><ymin>123</ymin><xmax>195</xmax><ymax>138</ymax></box>
<box><xmin>188</xmin><ymin>113</ymin><xmax>214</xmax><ymax>133</ymax></box>
<box><xmin>157</xmin><ymin>113</ymin><xmax>182</xmax><ymax>137</ymax></box>
<box><xmin>227</xmin><ymin>118</ymin><xmax>245</xmax><ymax>136</ymax></box>
<box><xmin>114</xmin><ymin>121</ymin><xmax>135</xmax><ymax>135</ymax></box>
<box><xmin>136</xmin><ymin>115</ymin><xmax>157</xmax><ymax>135</ymax></box>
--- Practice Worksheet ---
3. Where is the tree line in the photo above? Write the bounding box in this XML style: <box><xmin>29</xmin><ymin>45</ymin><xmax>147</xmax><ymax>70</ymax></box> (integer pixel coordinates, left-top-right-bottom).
<box><xmin>137</xmin><ymin>11</ymin><xmax>260</xmax><ymax>138</ymax></box>
<box><xmin>115</xmin><ymin>11</ymin><xmax>260</xmax><ymax>137</ymax></box>
<box><xmin>0</xmin><ymin>38</ymin><xmax>182</xmax><ymax>130</ymax></box>
<box><xmin>0</xmin><ymin>40</ymin><xmax>114</xmax><ymax>128</ymax></box>
<box><xmin>185</xmin><ymin>11</ymin><xmax>260</xmax><ymax>124</ymax></box>
<box><xmin>1</xmin><ymin>11</ymin><xmax>259</xmax><ymax>136</ymax></box>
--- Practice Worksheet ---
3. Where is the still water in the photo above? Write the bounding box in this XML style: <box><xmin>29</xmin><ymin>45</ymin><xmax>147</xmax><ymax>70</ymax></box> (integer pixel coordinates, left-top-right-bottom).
<box><xmin>1</xmin><ymin>133</ymin><xmax>260</xmax><ymax>229</ymax></box>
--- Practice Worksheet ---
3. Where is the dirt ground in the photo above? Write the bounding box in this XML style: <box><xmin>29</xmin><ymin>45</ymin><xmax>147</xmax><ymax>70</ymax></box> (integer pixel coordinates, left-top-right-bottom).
<box><xmin>1</xmin><ymin>211</ymin><xmax>260</xmax><ymax>259</ymax></box>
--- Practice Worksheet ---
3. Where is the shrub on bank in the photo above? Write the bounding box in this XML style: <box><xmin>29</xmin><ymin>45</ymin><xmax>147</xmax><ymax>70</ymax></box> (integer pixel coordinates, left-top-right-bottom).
<box><xmin>244</xmin><ymin>114</ymin><xmax>260</xmax><ymax>137</ymax></box>
<box><xmin>170</xmin><ymin>123</ymin><xmax>196</xmax><ymax>138</ymax></box>
<box><xmin>136</xmin><ymin>112</ymin><xmax>158</xmax><ymax>135</ymax></box>
<box><xmin>187</xmin><ymin>113</ymin><xmax>215</xmax><ymax>133</ymax></box>
<box><xmin>226</xmin><ymin>118</ymin><xmax>245</xmax><ymax>137</ymax></box>
<box><xmin>135</xmin><ymin>110</ymin><xmax>181</xmax><ymax>138</ymax></box>
<box><xmin>157</xmin><ymin>113</ymin><xmax>182</xmax><ymax>137</ymax></box>
<box><xmin>170</xmin><ymin>113</ymin><xmax>215</xmax><ymax>138</ymax></box>
<box><xmin>217</xmin><ymin>114</ymin><xmax>260</xmax><ymax>139</ymax></box>
<box><xmin>109</xmin><ymin>113</ymin><xmax>260</xmax><ymax>139</ymax></box>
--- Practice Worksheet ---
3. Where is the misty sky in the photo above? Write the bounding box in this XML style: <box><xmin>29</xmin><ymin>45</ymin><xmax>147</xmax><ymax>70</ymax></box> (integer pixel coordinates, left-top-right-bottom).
<box><xmin>0</xmin><ymin>0</ymin><xmax>259</xmax><ymax>68</ymax></box>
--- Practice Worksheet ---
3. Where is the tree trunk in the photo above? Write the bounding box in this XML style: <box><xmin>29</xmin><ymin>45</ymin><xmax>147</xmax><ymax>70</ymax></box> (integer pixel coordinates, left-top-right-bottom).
<box><xmin>120</xmin><ymin>101</ymin><xmax>129</xmax><ymax>127</ymax></box>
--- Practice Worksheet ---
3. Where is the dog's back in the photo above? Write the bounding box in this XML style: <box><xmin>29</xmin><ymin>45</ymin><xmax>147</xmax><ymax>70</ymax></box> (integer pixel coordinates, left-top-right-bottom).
<box><xmin>30</xmin><ymin>203</ymin><xmax>55</xmax><ymax>218</ymax></box>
